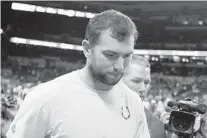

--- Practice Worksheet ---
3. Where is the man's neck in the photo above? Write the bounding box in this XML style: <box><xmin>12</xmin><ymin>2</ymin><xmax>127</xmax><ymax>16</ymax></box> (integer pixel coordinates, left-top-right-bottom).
<box><xmin>79</xmin><ymin>66</ymin><xmax>113</xmax><ymax>92</ymax></box>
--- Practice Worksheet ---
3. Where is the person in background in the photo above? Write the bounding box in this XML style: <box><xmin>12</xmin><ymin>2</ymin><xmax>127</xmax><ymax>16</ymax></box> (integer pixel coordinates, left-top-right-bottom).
<box><xmin>7</xmin><ymin>10</ymin><xmax>150</xmax><ymax>138</ymax></box>
<box><xmin>122</xmin><ymin>55</ymin><xmax>205</xmax><ymax>138</ymax></box>
<box><xmin>122</xmin><ymin>55</ymin><xmax>166</xmax><ymax>138</ymax></box>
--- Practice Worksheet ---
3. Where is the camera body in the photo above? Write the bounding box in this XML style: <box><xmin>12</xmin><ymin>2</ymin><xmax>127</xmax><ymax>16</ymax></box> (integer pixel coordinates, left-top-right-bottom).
<box><xmin>167</xmin><ymin>98</ymin><xmax>207</xmax><ymax>136</ymax></box>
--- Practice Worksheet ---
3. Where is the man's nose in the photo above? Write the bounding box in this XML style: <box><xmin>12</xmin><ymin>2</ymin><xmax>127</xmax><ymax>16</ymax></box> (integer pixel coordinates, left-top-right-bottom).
<box><xmin>113</xmin><ymin>57</ymin><xmax>124</xmax><ymax>72</ymax></box>
<box><xmin>138</xmin><ymin>83</ymin><xmax>146</xmax><ymax>94</ymax></box>
<box><xmin>138</xmin><ymin>90</ymin><xmax>146</xmax><ymax>96</ymax></box>
<box><xmin>139</xmin><ymin>82</ymin><xmax>145</xmax><ymax>90</ymax></box>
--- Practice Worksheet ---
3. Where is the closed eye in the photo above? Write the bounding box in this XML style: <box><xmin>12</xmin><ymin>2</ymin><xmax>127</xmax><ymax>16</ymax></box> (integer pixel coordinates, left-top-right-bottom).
<box><xmin>132</xmin><ymin>79</ymin><xmax>142</xmax><ymax>84</ymax></box>
<box><xmin>144</xmin><ymin>81</ymin><xmax>150</xmax><ymax>85</ymax></box>
<box><xmin>123</xmin><ymin>54</ymin><xmax>131</xmax><ymax>58</ymax></box>
<box><xmin>103</xmin><ymin>51</ymin><xmax>118</xmax><ymax>59</ymax></box>
<box><xmin>105</xmin><ymin>53</ymin><xmax>115</xmax><ymax>57</ymax></box>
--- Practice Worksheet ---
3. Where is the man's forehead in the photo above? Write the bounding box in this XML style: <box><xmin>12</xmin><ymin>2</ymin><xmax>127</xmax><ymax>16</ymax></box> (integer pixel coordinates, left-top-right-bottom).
<box><xmin>130</xmin><ymin>64</ymin><xmax>150</xmax><ymax>72</ymax></box>
<box><xmin>100</xmin><ymin>29</ymin><xmax>134</xmax><ymax>43</ymax></box>
<box><xmin>96</xmin><ymin>30</ymin><xmax>134</xmax><ymax>52</ymax></box>
<box><xmin>129</xmin><ymin>64</ymin><xmax>151</xmax><ymax>78</ymax></box>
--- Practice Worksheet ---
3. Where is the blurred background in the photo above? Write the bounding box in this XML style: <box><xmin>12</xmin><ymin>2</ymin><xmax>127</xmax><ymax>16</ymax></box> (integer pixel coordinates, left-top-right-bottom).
<box><xmin>1</xmin><ymin>1</ymin><xmax>207</xmax><ymax>137</ymax></box>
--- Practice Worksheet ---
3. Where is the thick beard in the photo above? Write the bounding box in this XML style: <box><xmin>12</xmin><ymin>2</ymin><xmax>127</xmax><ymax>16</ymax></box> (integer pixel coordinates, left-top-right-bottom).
<box><xmin>89</xmin><ymin>64</ymin><xmax>122</xmax><ymax>86</ymax></box>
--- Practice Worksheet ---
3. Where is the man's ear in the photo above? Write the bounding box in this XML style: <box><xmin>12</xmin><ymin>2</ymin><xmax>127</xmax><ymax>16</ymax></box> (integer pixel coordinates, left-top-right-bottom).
<box><xmin>82</xmin><ymin>39</ymin><xmax>92</xmax><ymax>58</ymax></box>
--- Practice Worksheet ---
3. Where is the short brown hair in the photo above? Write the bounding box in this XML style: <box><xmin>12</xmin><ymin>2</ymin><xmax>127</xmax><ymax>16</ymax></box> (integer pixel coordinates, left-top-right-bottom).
<box><xmin>131</xmin><ymin>54</ymin><xmax>150</xmax><ymax>68</ymax></box>
<box><xmin>85</xmin><ymin>9</ymin><xmax>138</xmax><ymax>46</ymax></box>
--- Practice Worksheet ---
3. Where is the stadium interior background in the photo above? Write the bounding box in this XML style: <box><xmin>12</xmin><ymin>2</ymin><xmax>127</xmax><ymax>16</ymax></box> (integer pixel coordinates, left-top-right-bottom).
<box><xmin>1</xmin><ymin>1</ymin><xmax>207</xmax><ymax>137</ymax></box>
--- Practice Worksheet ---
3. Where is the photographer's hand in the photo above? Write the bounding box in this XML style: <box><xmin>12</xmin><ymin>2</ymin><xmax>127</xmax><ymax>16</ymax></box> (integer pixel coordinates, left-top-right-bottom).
<box><xmin>193</xmin><ymin>114</ymin><xmax>201</xmax><ymax>133</ymax></box>
<box><xmin>196</xmin><ymin>113</ymin><xmax>207</xmax><ymax>138</ymax></box>
<box><xmin>160</xmin><ymin>112</ymin><xmax>177</xmax><ymax>138</ymax></box>
<box><xmin>160</xmin><ymin>112</ymin><xmax>170</xmax><ymax>124</ymax></box>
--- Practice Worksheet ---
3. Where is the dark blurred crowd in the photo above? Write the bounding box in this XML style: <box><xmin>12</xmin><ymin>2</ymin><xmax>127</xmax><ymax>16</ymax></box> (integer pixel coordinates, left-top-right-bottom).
<box><xmin>145</xmin><ymin>74</ymin><xmax>207</xmax><ymax>117</ymax></box>
<box><xmin>1</xmin><ymin>58</ymin><xmax>207</xmax><ymax>138</ymax></box>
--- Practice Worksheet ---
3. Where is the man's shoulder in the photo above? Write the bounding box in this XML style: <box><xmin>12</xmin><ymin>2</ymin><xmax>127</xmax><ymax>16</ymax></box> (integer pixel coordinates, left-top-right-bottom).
<box><xmin>25</xmin><ymin>70</ymin><xmax>80</xmax><ymax>102</ymax></box>
<box><xmin>41</xmin><ymin>70</ymin><xmax>79</xmax><ymax>88</ymax></box>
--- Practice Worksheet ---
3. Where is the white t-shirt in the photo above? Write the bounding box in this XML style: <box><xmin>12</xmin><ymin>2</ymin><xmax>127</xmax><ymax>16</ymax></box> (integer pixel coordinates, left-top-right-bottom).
<box><xmin>7</xmin><ymin>70</ymin><xmax>150</xmax><ymax>138</ymax></box>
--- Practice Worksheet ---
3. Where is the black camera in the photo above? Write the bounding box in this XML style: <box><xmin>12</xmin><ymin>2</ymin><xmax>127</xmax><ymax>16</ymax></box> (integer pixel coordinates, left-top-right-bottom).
<box><xmin>167</xmin><ymin>98</ymin><xmax>207</xmax><ymax>136</ymax></box>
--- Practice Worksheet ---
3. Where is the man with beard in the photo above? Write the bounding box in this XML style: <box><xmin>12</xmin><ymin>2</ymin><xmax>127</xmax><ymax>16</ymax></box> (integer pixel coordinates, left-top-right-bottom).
<box><xmin>7</xmin><ymin>10</ymin><xmax>150</xmax><ymax>138</ymax></box>
<box><xmin>122</xmin><ymin>55</ymin><xmax>204</xmax><ymax>138</ymax></box>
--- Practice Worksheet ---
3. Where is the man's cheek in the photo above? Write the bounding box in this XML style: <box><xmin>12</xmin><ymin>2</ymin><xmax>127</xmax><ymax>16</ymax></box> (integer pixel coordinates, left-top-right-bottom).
<box><xmin>124</xmin><ymin>60</ymin><xmax>130</xmax><ymax>70</ymax></box>
<box><xmin>134</xmin><ymin>84</ymin><xmax>140</xmax><ymax>92</ymax></box>
<box><xmin>96</xmin><ymin>58</ymin><xmax>111</xmax><ymax>68</ymax></box>
<box><xmin>146</xmin><ymin>85</ymin><xmax>150</xmax><ymax>91</ymax></box>
<box><xmin>102</xmin><ymin>57</ymin><xmax>115</xmax><ymax>67</ymax></box>
<box><xmin>129</xmin><ymin>82</ymin><xmax>136</xmax><ymax>92</ymax></box>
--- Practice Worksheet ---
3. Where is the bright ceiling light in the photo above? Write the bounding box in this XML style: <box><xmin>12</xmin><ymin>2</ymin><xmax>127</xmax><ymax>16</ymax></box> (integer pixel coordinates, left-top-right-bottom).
<box><xmin>46</xmin><ymin>7</ymin><xmax>57</xmax><ymax>14</ymax></box>
<box><xmin>67</xmin><ymin>10</ymin><xmax>75</xmax><ymax>17</ymax></box>
<box><xmin>75</xmin><ymin>11</ymin><xmax>85</xmax><ymax>17</ymax></box>
<box><xmin>10</xmin><ymin>37</ymin><xmax>27</xmax><ymax>44</ymax></box>
<box><xmin>36</xmin><ymin>6</ymin><xmax>46</xmax><ymax>12</ymax></box>
<box><xmin>11</xmin><ymin>2</ymin><xmax>36</xmax><ymax>12</ymax></box>
<box><xmin>85</xmin><ymin>12</ymin><xmax>95</xmax><ymax>18</ymax></box>
<box><xmin>198</xmin><ymin>20</ymin><xmax>203</xmax><ymax>25</ymax></box>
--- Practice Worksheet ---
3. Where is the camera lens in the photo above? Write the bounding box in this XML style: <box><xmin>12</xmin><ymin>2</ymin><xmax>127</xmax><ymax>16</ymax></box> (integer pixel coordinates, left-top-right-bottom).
<box><xmin>172</xmin><ymin>114</ymin><xmax>193</xmax><ymax>131</ymax></box>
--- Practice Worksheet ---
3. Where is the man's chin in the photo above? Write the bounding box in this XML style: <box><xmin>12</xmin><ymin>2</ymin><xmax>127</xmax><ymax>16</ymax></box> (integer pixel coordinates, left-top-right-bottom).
<box><xmin>105</xmin><ymin>79</ymin><xmax>120</xmax><ymax>86</ymax></box>
<box><xmin>103</xmin><ymin>76</ymin><xmax>122</xmax><ymax>86</ymax></box>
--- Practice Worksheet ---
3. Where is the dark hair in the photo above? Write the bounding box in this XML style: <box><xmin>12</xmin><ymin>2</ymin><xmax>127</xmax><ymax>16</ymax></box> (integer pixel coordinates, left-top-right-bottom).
<box><xmin>85</xmin><ymin>9</ymin><xmax>138</xmax><ymax>46</ymax></box>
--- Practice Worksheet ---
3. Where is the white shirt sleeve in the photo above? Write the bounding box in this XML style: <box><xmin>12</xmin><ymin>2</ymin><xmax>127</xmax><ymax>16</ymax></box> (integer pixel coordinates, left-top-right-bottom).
<box><xmin>6</xmin><ymin>91</ymin><xmax>51</xmax><ymax>138</ymax></box>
